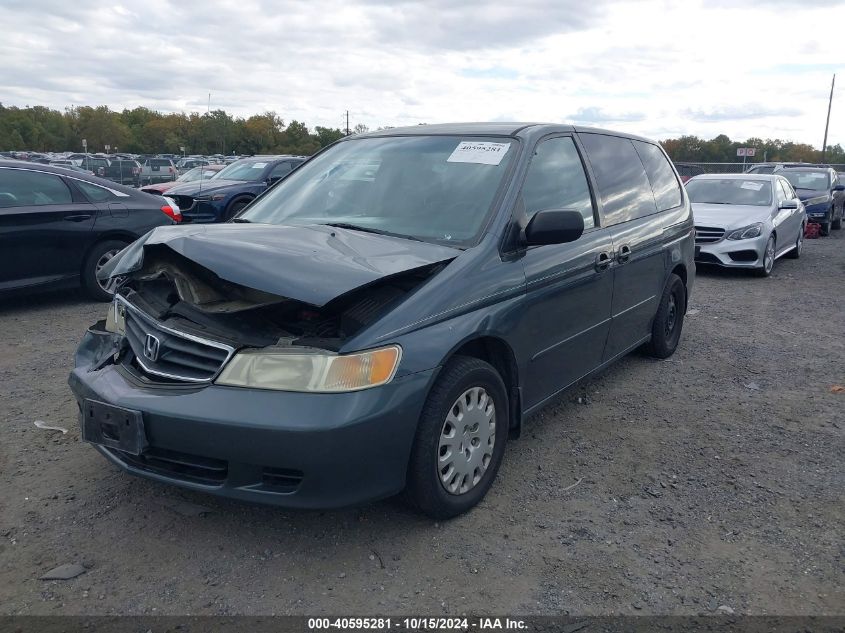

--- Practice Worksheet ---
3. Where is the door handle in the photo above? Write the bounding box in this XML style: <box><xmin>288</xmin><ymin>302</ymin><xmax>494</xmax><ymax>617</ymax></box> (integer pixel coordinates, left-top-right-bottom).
<box><xmin>63</xmin><ymin>214</ymin><xmax>92</xmax><ymax>222</ymax></box>
<box><xmin>595</xmin><ymin>251</ymin><xmax>612</xmax><ymax>271</ymax></box>
<box><xmin>617</xmin><ymin>244</ymin><xmax>632</xmax><ymax>263</ymax></box>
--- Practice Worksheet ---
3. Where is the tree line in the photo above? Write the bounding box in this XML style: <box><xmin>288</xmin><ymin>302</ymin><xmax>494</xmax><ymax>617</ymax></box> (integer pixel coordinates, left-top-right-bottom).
<box><xmin>1</xmin><ymin>103</ymin><xmax>842</xmax><ymax>163</ymax></box>
<box><xmin>660</xmin><ymin>134</ymin><xmax>844</xmax><ymax>164</ymax></box>
<box><xmin>0</xmin><ymin>104</ymin><xmax>351</xmax><ymax>156</ymax></box>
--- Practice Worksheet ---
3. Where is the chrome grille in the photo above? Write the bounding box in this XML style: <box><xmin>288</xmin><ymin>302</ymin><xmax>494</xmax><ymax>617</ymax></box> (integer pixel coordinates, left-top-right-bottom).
<box><xmin>119</xmin><ymin>297</ymin><xmax>234</xmax><ymax>383</ymax></box>
<box><xmin>169</xmin><ymin>195</ymin><xmax>196</xmax><ymax>212</ymax></box>
<box><xmin>694</xmin><ymin>226</ymin><xmax>725</xmax><ymax>244</ymax></box>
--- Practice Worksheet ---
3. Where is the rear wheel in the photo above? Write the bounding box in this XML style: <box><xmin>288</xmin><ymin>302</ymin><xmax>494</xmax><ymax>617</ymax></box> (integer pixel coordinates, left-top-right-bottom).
<box><xmin>405</xmin><ymin>356</ymin><xmax>509</xmax><ymax>519</ymax></box>
<box><xmin>81</xmin><ymin>240</ymin><xmax>127</xmax><ymax>302</ymax></box>
<box><xmin>832</xmin><ymin>214</ymin><xmax>842</xmax><ymax>230</ymax></box>
<box><xmin>645</xmin><ymin>273</ymin><xmax>686</xmax><ymax>359</ymax></box>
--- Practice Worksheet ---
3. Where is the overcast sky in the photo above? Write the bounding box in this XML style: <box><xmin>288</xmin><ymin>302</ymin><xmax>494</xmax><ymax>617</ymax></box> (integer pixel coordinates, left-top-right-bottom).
<box><xmin>1</xmin><ymin>0</ymin><xmax>843</xmax><ymax>146</ymax></box>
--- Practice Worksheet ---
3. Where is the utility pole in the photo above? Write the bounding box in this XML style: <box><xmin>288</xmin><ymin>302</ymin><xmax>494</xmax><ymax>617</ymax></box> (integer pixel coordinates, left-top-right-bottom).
<box><xmin>346</xmin><ymin>110</ymin><xmax>350</xmax><ymax>136</ymax></box>
<box><xmin>821</xmin><ymin>74</ymin><xmax>835</xmax><ymax>163</ymax></box>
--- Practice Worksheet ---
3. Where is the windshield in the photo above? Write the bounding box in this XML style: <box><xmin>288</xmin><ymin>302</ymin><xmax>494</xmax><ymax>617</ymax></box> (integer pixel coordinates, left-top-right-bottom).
<box><xmin>686</xmin><ymin>178</ymin><xmax>772</xmax><ymax>206</ymax></box>
<box><xmin>239</xmin><ymin>136</ymin><xmax>517</xmax><ymax>246</ymax></box>
<box><xmin>214</xmin><ymin>160</ymin><xmax>270</xmax><ymax>181</ymax></box>
<box><xmin>782</xmin><ymin>171</ymin><xmax>830</xmax><ymax>191</ymax></box>
<box><xmin>178</xmin><ymin>166</ymin><xmax>216</xmax><ymax>183</ymax></box>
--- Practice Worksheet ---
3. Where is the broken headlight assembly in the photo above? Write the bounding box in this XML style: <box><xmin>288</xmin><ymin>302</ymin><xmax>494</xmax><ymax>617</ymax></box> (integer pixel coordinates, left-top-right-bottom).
<box><xmin>104</xmin><ymin>299</ymin><xmax>126</xmax><ymax>335</ymax></box>
<box><xmin>215</xmin><ymin>345</ymin><xmax>402</xmax><ymax>393</ymax></box>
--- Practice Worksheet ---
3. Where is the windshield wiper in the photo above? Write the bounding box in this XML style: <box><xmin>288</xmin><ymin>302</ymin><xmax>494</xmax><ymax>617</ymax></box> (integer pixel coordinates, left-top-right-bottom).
<box><xmin>321</xmin><ymin>222</ymin><xmax>423</xmax><ymax>242</ymax></box>
<box><xmin>231</xmin><ymin>217</ymin><xmax>252</xmax><ymax>223</ymax></box>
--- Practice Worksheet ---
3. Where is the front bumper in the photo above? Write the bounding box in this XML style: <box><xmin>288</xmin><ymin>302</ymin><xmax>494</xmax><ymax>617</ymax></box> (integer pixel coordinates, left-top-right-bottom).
<box><xmin>68</xmin><ymin>328</ymin><xmax>435</xmax><ymax>509</ymax></box>
<box><xmin>804</xmin><ymin>204</ymin><xmax>830</xmax><ymax>224</ymax></box>
<box><xmin>694</xmin><ymin>233</ymin><xmax>768</xmax><ymax>269</ymax></box>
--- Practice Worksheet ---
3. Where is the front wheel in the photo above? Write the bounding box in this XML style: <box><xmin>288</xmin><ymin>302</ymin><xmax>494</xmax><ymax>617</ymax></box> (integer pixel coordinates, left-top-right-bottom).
<box><xmin>832</xmin><ymin>213</ymin><xmax>842</xmax><ymax>230</ymax></box>
<box><xmin>225</xmin><ymin>197</ymin><xmax>252</xmax><ymax>221</ymax></box>
<box><xmin>755</xmin><ymin>234</ymin><xmax>776</xmax><ymax>277</ymax></box>
<box><xmin>645</xmin><ymin>273</ymin><xmax>686</xmax><ymax>359</ymax></box>
<box><xmin>405</xmin><ymin>356</ymin><xmax>509</xmax><ymax>519</ymax></box>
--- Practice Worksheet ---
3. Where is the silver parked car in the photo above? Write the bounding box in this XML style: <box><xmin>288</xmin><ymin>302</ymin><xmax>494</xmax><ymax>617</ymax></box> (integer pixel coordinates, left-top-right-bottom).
<box><xmin>687</xmin><ymin>174</ymin><xmax>805</xmax><ymax>277</ymax></box>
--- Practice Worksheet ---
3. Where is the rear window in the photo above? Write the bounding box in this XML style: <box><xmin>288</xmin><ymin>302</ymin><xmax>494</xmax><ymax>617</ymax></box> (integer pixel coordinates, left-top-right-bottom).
<box><xmin>579</xmin><ymin>133</ymin><xmax>658</xmax><ymax>226</ymax></box>
<box><xmin>151</xmin><ymin>159</ymin><xmax>171</xmax><ymax>167</ymax></box>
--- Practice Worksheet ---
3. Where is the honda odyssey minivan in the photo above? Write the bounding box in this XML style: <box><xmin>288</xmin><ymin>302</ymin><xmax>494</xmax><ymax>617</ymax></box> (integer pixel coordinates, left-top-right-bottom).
<box><xmin>69</xmin><ymin>123</ymin><xmax>695</xmax><ymax>518</ymax></box>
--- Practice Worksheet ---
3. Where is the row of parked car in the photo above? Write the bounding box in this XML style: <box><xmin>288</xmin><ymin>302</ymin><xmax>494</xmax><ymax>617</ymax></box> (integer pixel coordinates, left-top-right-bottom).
<box><xmin>1</xmin><ymin>124</ymin><xmax>842</xmax><ymax>518</ymax></box>
<box><xmin>687</xmin><ymin>165</ymin><xmax>845</xmax><ymax>276</ymax></box>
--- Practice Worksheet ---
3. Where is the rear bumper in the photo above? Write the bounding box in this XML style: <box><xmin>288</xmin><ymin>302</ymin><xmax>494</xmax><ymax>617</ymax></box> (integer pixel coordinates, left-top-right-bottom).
<box><xmin>68</xmin><ymin>331</ymin><xmax>435</xmax><ymax>509</ymax></box>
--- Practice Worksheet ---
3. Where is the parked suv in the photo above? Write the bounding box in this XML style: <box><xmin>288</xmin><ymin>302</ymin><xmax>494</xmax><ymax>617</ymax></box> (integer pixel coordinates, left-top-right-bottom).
<box><xmin>104</xmin><ymin>159</ymin><xmax>142</xmax><ymax>187</ymax></box>
<box><xmin>69</xmin><ymin>123</ymin><xmax>695</xmax><ymax>518</ymax></box>
<box><xmin>165</xmin><ymin>155</ymin><xmax>305</xmax><ymax>222</ymax></box>
<box><xmin>780</xmin><ymin>167</ymin><xmax>845</xmax><ymax>235</ymax></box>
<box><xmin>139</xmin><ymin>157</ymin><xmax>177</xmax><ymax>185</ymax></box>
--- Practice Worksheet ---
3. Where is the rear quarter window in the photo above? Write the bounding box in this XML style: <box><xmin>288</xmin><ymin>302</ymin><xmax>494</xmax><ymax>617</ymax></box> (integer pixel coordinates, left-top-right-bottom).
<box><xmin>74</xmin><ymin>179</ymin><xmax>117</xmax><ymax>202</ymax></box>
<box><xmin>633</xmin><ymin>140</ymin><xmax>682</xmax><ymax>211</ymax></box>
<box><xmin>579</xmin><ymin>133</ymin><xmax>658</xmax><ymax>226</ymax></box>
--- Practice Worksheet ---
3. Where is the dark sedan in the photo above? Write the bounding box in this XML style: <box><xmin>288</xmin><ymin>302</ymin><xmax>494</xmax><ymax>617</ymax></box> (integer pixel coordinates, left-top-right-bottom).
<box><xmin>166</xmin><ymin>155</ymin><xmax>305</xmax><ymax>223</ymax></box>
<box><xmin>0</xmin><ymin>160</ymin><xmax>176</xmax><ymax>301</ymax></box>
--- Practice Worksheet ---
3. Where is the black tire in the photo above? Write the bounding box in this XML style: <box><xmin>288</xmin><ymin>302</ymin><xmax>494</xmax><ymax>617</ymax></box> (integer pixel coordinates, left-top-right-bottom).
<box><xmin>832</xmin><ymin>214</ymin><xmax>842</xmax><ymax>230</ymax></box>
<box><xmin>820</xmin><ymin>213</ymin><xmax>831</xmax><ymax>236</ymax></box>
<box><xmin>225</xmin><ymin>196</ymin><xmax>252</xmax><ymax>221</ymax></box>
<box><xmin>787</xmin><ymin>223</ymin><xmax>804</xmax><ymax>259</ymax></box>
<box><xmin>405</xmin><ymin>356</ymin><xmax>509</xmax><ymax>519</ymax></box>
<box><xmin>81</xmin><ymin>239</ymin><xmax>127</xmax><ymax>302</ymax></box>
<box><xmin>645</xmin><ymin>273</ymin><xmax>686</xmax><ymax>359</ymax></box>
<box><xmin>754</xmin><ymin>234</ymin><xmax>776</xmax><ymax>277</ymax></box>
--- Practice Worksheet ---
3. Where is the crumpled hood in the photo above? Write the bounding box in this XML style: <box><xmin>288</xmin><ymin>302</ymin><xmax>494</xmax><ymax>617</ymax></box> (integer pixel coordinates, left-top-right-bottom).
<box><xmin>166</xmin><ymin>179</ymin><xmax>249</xmax><ymax>196</ymax></box>
<box><xmin>692</xmin><ymin>203</ymin><xmax>773</xmax><ymax>230</ymax></box>
<box><xmin>100</xmin><ymin>223</ymin><xmax>459</xmax><ymax>307</ymax></box>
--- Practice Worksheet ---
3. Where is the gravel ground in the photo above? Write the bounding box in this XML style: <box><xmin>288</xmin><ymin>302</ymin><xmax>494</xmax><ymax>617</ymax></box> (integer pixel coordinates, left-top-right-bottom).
<box><xmin>0</xmin><ymin>231</ymin><xmax>843</xmax><ymax>617</ymax></box>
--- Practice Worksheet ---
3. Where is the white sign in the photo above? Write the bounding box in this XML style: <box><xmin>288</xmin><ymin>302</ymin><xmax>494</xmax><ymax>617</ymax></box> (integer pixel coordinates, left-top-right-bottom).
<box><xmin>746</xmin><ymin>148</ymin><xmax>756</xmax><ymax>157</ymax></box>
<box><xmin>740</xmin><ymin>181</ymin><xmax>764</xmax><ymax>191</ymax></box>
<box><xmin>105</xmin><ymin>144</ymin><xmax>110</xmax><ymax>151</ymax></box>
<box><xmin>82</xmin><ymin>139</ymin><xmax>87</xmax><ymax>149</ymax></box>
<box><xmin>736</xmin><ymin>148</ymin><xmax>746</xmax><ymax>157</ymax></box>
<box><xmin>447</xmin><ymin>141</ymin><xmax>510</xmax><ymax>166</ymax></box>
<box><xmin>180</xmin><ymin>146</ymin><xmax>185</xmax><ymax>152</ymax></box>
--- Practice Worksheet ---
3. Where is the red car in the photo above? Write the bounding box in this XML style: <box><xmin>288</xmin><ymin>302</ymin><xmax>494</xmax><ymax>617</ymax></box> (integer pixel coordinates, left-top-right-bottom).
<box><xmin>140</xmin><ymin>164</ymin><xmax>224</xmax><ymax>194</ymax></box>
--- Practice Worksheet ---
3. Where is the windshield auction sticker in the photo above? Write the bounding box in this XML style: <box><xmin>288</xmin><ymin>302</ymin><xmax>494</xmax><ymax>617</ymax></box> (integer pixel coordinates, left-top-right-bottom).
<box><xmin>447</xmin><ymin>141</ymin><xmax>510</xmax><ymax>165</ymax></box>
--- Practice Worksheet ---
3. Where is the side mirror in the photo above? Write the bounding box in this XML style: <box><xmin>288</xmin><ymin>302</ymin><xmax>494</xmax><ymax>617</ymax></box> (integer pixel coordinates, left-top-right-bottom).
<box><xmin>524</xmin><ymin>209</ymin><xmax>585</xmax><ymax>246</ymax></box>
<box><xmin>832</xmin><ymin>184</ymin><xmax>845</xmax><ymax>192</ymax></box>
<box><xmin>779</xmin><ymin>199</ymin><xmax>799</xmax><ymax>210</ymax></box>
<box><xmin>267</xmin><ymin>176</ymin><xmax>282</xmax><ymax>185</ymax></box>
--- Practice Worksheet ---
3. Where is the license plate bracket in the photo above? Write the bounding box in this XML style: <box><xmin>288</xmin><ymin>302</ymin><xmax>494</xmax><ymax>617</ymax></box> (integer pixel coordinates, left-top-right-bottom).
<box><xmin>81</xmin><ymin>399</ymin><xmax>147</xmax><ymax>456</ymax></box>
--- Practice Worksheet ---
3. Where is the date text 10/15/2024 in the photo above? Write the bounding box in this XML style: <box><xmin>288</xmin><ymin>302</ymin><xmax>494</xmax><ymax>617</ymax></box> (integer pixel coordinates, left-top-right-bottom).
<box><xmin>307</xmin><ymin>617</ymin><xmax>527</xmax><ymax>630</ymax></box>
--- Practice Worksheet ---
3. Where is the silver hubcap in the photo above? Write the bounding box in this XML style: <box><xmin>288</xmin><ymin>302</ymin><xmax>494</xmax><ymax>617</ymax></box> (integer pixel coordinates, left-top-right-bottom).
<box><xmin>764</xmin><ymin>238</ymin><xmax>775</xmax><ymax>273</ymax></box>
<box><xmin>438</xmin><ymin>387</ymin><xmax>496</xmax><ymax>495</ymax></box>
<box><xmin>95</xmin><ymin>249</ymin><xmax>121</xmax><ymax>293</ymax></box>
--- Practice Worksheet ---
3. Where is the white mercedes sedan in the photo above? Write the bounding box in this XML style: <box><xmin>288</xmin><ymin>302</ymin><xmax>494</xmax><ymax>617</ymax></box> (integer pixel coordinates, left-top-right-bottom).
<box><xmin>687</xmin><ymin>174</ymin><xmax>806</xmax><ymax>277</ymax></box>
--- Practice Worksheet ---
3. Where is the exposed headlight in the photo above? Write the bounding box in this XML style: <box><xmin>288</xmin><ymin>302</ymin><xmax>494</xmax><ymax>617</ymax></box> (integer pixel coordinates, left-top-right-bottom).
<box><xmin>215</xmin><ymin>345</ymin><xmax>402</xmax><ymax>392</ymax></box>
<box><xmin>104</xmin><ymin>300</ymin><xmax>126</xmax><ymax>335</ymax></box>
<box><xmin>727</xmin><ymin>223</ymin><xmax>763</xmax><ymax>240</ymax></box>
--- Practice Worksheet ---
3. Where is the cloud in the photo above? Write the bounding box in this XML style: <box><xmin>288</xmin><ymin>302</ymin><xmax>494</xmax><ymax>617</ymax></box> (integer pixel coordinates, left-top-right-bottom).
<box><xmin>685</xmin><ymin>105</ymin><xmax>804</xmax><ymax>122</ymax></box>
<box><xmin>0</xmin><ymin>0</ymin><xmax>842</xmax><ymax>148</ymax></box>
<box><xmin>568</xmin><ymin>107</ymin><xmax>646</xmax><ymax>124</ymax></box>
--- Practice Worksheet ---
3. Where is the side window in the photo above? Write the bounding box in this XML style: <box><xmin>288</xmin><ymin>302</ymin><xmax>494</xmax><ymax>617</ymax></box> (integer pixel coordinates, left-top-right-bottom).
<box><xmin>580</xmin><ymin>133</ymin><xmax>658</xmax><ymax>226</ymax></box>
<box><xmin>774</xmin><ymin>180</ymin><xmax>788</xmax><ymax>204</ymax></box>
<box><xmin>521</xmin><ymin>136</ymin><xmax>595</xmax><ymax>229</ymax></box>
<box><xmin>0</xmin><ymin>169</ymin><xmax>72</xmax><ymax>208</ymax></box>
<box><xmin>270</xmin><ymin>162</ymin><xmax>293</xmax><ymax>179</ymax></box>
<box><xmin>780</xmin><ymin>179</ymin><xmax>795</xmax><ymax>199</ymax></box>
<box><xmin>633</xmin><ymin>140</ymin><xmax>682</xmax><ymax>211</ymax></box>
<box><xmin>75</xmin><ymin>179</ymin><xmax>116</xmax><ymax>202</ymax></box>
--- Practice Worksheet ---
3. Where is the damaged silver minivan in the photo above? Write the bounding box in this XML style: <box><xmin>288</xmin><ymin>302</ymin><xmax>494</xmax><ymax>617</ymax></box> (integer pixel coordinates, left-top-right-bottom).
<box><xmin>70</xmin><ymin>123</ymin><xmax>695</xmax><ymax>518</ymax></box>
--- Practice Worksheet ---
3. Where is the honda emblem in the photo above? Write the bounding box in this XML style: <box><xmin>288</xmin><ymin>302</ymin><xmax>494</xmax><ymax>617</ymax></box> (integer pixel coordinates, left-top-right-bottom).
<box><xmin>143</xmin><ymin>334</ymin><xmax>160</xmax><ymax>362</ymax></box>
